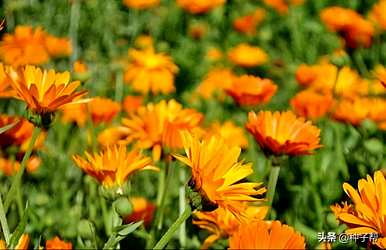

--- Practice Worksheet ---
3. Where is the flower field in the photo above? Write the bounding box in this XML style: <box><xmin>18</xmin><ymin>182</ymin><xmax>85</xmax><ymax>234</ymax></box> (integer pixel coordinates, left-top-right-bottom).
<box><xmin>0</xmin><ymin>0</ymin><xmax>386</xmax><ymax>249</ymax></box>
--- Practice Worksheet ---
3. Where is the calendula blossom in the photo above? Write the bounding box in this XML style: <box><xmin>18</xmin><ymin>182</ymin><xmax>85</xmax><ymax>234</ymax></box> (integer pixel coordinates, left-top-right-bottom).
<box><xmin>228</xmin><ymin>43</ymin><xmax>268</xmax><ymax>67</ymax></box>
<box><xmin>197</xmin><ymin>68</ymin><xmax>235</xmax><ymax>100</ymax></box>
<box><xmin>0</xmin><ymin>234</ymin><xmax>30</xmax><ymax>250</ymax></box>
<box><xmin>205</xmin><ymin>121</ymin><xmax>248</xmax><ymax>149</ymax></box>
<box><xmin>176</xmin><ymin>0</ymin><xmax>225</xmax><ymax>14</ymax></box>
<box><xmin>263</xmin><ymin>0</ymin><xmax>304</xmax><ymax>14</ymax></box>
<box><xmin>370</xmin><ymin>0</ymin><xmax>386</xmax><ymax>30</ymax></box>
<box><xmin>89</xmin><ymin>97</ymin><xmax>121</xmax><ymax>124</ymax></box>
<box><xmin>233</xmin><ymin>8</ymin><xmax>265</xmax><ymax>35</ymax></box>
<box><xmin>45</xmin><ymin>237</ymin><xmax>72</xmax><ymax>250</ymax></box>
<box><xmin>0</xmin><ymin>63</ymin><xmax>15</xmax><ymax>98</ymax></box>
<box><xmin>290</xmin><ymin>90</ymin><xmax>334</xmax><ymax>120</ymax></box>
<box><xmin>124</xmin><ymin>197</ymin><xmax>156</xmax><ymax>227</ymax></box>
<box><xmin>122</xmin><ymin>0</ymin><xmax>159</xmax><ymax>9</ymax></box>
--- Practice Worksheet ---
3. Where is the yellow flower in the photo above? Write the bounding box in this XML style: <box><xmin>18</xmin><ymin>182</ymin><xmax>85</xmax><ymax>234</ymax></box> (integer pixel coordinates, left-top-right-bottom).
<box><xmin>122</xmin><ymin>0</ymin><xmax>159</xmax><ymax>9</ymax></box>
<box><xmin>205</xmin><ymin>47</ymin><xmax>223</xmax><ymax>61</ymax></box>
<box><xmin>44</xmin><ymin>34</ymin><xmax>72</xmax><ymax>57</ymax></box>
<box><xmin>73</xmin><ymin>60</ymin><xmax>88</xmax><ymax>74</ymax></box>
<box><xmin>332</xmin><ymin>170</ymin><xmax>386</xmax><ymax>249</ymax></box>
<box><xmin>374</xmin><ymin>65</ymin><xmax>386</xmax><ymax>89</ymax></box>
<box><xmin>72</xmin><ymin>145</ymin><xmax>158</xmax><ymax>187</ymax></box>
<box><xmin>197</xmin><ymin>68</ymin><xmax>235</xmax><ymax>100</ymax></box>
<box><xmin>61</xmin><ymin>103</ymin><xmax>88</xmax><ymax>127</ymax></box>
<box><xmin>176</xmin><ymin>0</ymin><xmax>225</xmax><ymax>14</ymax></box>
<box><xmin>370</xmin><ymin>0</ymin><xmax>386</xmax><ymax>30</ymax></box>
<box><xmin>124</xmin><ymin>47</ymin><xmax>178</xmax><ymax>95</ymax></box>
<box><xmin>89</xmin><ymin>97</ymin><xmax>121</xmax><ymax>125</ymax></box>
<box><xmin>97</xmin><ymin>126</ymin><xmax>130</xmax><ymax>147</ymax></box>
<box><xmin>134</xmin><ymin>35</ymin><xmax>154</xmax><ymax>49</ymax></box>
<box><xmin>205</xmin><ymin>121</ymin><xmax>248</xmax><ymax>149</ymax></box>
<box><xmin>0</xmin><ymin>63</ymin><xmax>15</xmax><ymax>98</ymax></box>
<box><xmin>122</xmin><ymin>99</ymin><xmax>203</xmax><ymax>161</ymax></box>
<box><xmin>173</xmin><ymin>132</ymin><xmax>266</xmax><ymax>218</ymax></box>
<box><xmin>228</xmin><ymin>43</ymin><xmax>268</xmax><ymax>68</ymax></box>
<box><xmin>7</xmin><ymin>65</ymin><xmax>88</xmax><ymax>115</ymax></box>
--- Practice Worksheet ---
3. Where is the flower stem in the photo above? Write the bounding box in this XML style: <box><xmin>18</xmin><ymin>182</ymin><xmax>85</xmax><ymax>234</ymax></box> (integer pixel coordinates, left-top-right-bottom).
<box><xmin>266</xmin><ymin>161</ymin><xmax>281</xmax><ymax>213</ymax></box>
<box><xmin>4</xmin><ymin>126</ymin><xmax>41</xmax><ymax>213</ymax></box>
<box><xmin>0</xmin><ymin>194</ymin><xmax>10</xmax><ymax>245</ymax></box>
<box><xmin>152</xmin><ymin>206</ymin><xmax>192</xmax><ymax>250</ymax></box>
<box><xmin>178</xmin><ymin>169</ymin><xmax>186</xmax><ymax>247</ymax></box>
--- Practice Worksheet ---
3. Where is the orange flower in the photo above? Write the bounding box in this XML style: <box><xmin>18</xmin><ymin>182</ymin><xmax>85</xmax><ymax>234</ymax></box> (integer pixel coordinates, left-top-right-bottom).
<box><xmin>123</xmin><ymin>95</ymin><xmax>143</xmax><ymax>114</ymax></box>
<box><xmin>263</xmin><ymin>0</ymin><xmax>304</xmax><ymax>14</ymax></box>
<box><xmin>374</xmin><ymin>65</ymin><xmax>386</xmax><ymax>88</ymax></box>
<box><xmin>61</xmin><ymin>103</ymin><xmax>88</xmax><ymax>127</ymax></box>
<box><xmin>0</xmin><ymin>156</ymin><xmax>41</xmax><ymax>176</ymax></box>
<box><xmin>233</xmin><ymin>8</ymin><xmax>265</xmax><ymax>35</ymax></box>
<box><xmin>246</xmin><ymin>111</ymin><xmax>322</xmax><ymax>156</ymax></box>
<box><xmin>332</xmin><ymin>170</ymin><xmax>386</xmax><ymax>248</ymax></box>
<box><xmin>228</xmin><ymin>43</ymin><xmax>268</xmax><ymax>68</ymax></box>
<box><xmin>173</xmin><ymin>132</ymin><xmax>266</xmax><ymax>218</ymax></box>
<box><xmin>97</xmin><ymin>126</ymin><xmax>130</xmax><ymax>147</ymax></box>
<box><xmin>124</xmin><ymin>197</ymin><xmax>156</xmax><ymax>227</ymax></box>
<box><xmin>73</xmin><ymin>145</ymin><xmax>158</xmax><ymax>188</ymax></box>
<box><xmin>124</xmin><ymin>48</ymin><xmax>178</xmax><ymax>95</ymax></box>
<box><xmin>226</xmin><ymin>75</ymin><xmax>277</xmax><ymax>106</ymax></box>
<box><xmin>290</xmin><ymin>90</ymin><xmax>334</xmax><ymax>120</ymax></box>
<box><xmin>197</xmin><ymin>68</ymin><xmax>235</xmax><ymax>99</ymax></box>
<box><xmin>89</xmin><ymin>97</ymin><xmax>121</xmax><ymax>125</ymax></box>
<box><xmin>73</xmin><ymin>60</ymin><xmax>88</xmax><ymax>74</ymax></box>
<box><xmin>229</xmin><ymin>220</ymin><xmax>306</xmax><ymax>249</ymax></box>
<box><xmin>320</xmin><ymin>7</ymin><xmax>374</xmax><ymax>48</ymax></box>
<box><xmin>330</xmin><ymin>201</ymin><xmax>353</xmax><ymax>218</ymax></box>
<box><xmin>0</xmin><ymin>63</ymin><xmax>15</xmax><ymax>98</ymax></box>
<box><xmin>7</xmin><ymin>65</ymin><xmax>88</xmax><ymax>115</ymax></box>
<box><xmin>295</xmin><ymin>63</ymin><xmax>337</xmax><ymax>88</ymax></box>
<box><xmin>122</xmin><ymin>0</ymin><xmax>159</xmax><ymax>9</ymax></box>
<box><xmin>44</xmin><ymin>35</ymin><xmax>72</xmax><ymax>57</ymax></box>
<box><xmin>205</xmin><ymin>47</ymin><xmax>223</xmax><ymax>61</ymax></box>
<box><xmin>45</xmin><ymin>236</ymin><xmax>72</xmax><ymax>250</ymax></box>
<box><xmin>205</xmin><ymin>121</ymin><xmax>248</xmax><ymax>149</ymax></box>
<box><xmin>134</xmin><ymin>35</ymin><xmax>154</xmax><ymax>49</ymax></box>
<box><xmin>193</xmin><ymin>206</ymin><xmax>268</xmax><ymax>249</ymax></box>
<box><xmin>122</xmin><ymin>99</ymin><xmax>203</xmax><ymax>161</ymax></box>
<box><xmin>176</xmin><ymin>0</ymin><xmax>225</xmax><ymax>14</ymax></box>
<box><xmin>370</xmin><ymin>0</ymin><xmax>386</xmax><ymax>30</ymax></box>
<box><xmin>0</xmin><ymin>115</ymin><xmax>37</xmax><ymax>148</ymax></box>
<box><xmin>0</xmin><ymin>26</ymin><xmax>49</xmax><ymax>66</ymax></box>
<box><xmin>0</xmin><ymin>234</ymin><xmax>30</xmax><ymax>250</ymax></box>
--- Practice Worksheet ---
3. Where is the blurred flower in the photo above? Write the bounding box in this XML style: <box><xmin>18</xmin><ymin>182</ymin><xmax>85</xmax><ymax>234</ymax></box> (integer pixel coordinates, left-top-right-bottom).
<box><xmin>193</xmin><ymin>206</ymin><xmax>268</xmax><ymax>249</ymax></box>
<box><xmin>0</xmin><ymin>156</ymin><xmax>41</xmax><ymax>176</ymax></box>
<box><xmin>122</xmin><ymin>0</ymin><xmax>159</xmax><ymax>9</ymax></box>
<box><xmin>205</xmin><ymin>121</ymin><xmax>248</xmax><ymax>149</ymax></box>
<box><xmin>0</xmin><ymin>234</ymin><xmax>30</xmax><ymax>250</ymax></box>
<box><xmin>173</xmin><ymin>132</ymin><xmax>266</xmax><ymax>218</ymax></box>
<box><xmin>263</xmin><ymin>0</ymin><xmax>304</xmax><ymax>14</ymax></box>
<box><xmin>320</xmin><ymin>7</ymin><xmax>374</xmax><ymax>48</ymax></box>
<box><xmin>205</xmin><ymin>47</ymin><xmax>223</xmax><ymax>61</ymax></box>
<box><xmin>197</xmin><ymin>68</ymin><xmax>235</xmax><ymax>100</ymax></box>
<box><xmin>189</xmin><ymin>22</ymin><xmax>207</xmax><ymax>40</ymax></box>
<box><xmin>44</xmin><ymin>35</ymin><xmax>72</xmax><ymax>57</ymax></box>
<box><xmin>122</xmin><ymin>99</ymin><xmax>203</xmax><ymax>161</ymax></box>
<box><xmin>332</xmin><ymin>170</ymin><xmax>386</xmax><ymax>248</ymax></box>
<box><xmin>228</xmin><ymin>43</ymin><xmax>268</xmax><ymax>68</ymax></box>
<box><xmin>290</xmin><ymin>90</ymin><xmax>334</xmax><ymax>120</ymax></box>
<box><xmin>45</xmin><ymin>236</ymin><xmax>72</xmax><ymax>250</ymax></box>
<box><xmin>73</xmin><ymin>60</ymin><xmax>88</xmax><ymax>74</ymax></box>
<box><xmin>61</xmin><ymin>103</ymin><xmax>88</xmax><ymax>127</ymax></box>
<box><xmin>135</xmin><ymin>35</ymin><xmax>153</xmax><ymax>49</ymax></box>
<box><xmin>233</xmin><ymin>8</ymin><xmax>265</xmax><ymax>35</ymax></box>
<box><xmin>229</xmin><ymin>220</ymin><xmax>306</xmax><ymax>249</ymax></box>
<box><xmin>123</xmin><ymin>95</ymin><xmax>143</xmax><ymax>114</ymax></box>
<box><xmin>295</xmin><ymin>63</ymin><xmax>337</xmax><ymax>88</ymax></box>
<box><xmin>226</xmin><ymin>75</ymin><xmax>277</xmax><ymax>106</ymax></box>
<box><xmin>97</xmin><ymin>126</ymin><xmax>130</xmax><ymax>147</ymax></box>
<box><xmin>89</xmin><ymin>97</ymin><xmax>121</xmax><ymax>124</ymax></box>
<box><xmin>176</xmin><ymin>0</ymin><xmax>225</xmax><ymax>14</ymax></box>
<box><xmin>374</xmin><ymin>65</ymin><xmax>386</xmax><ymax>88</ymax></box>
<box><xmin>73</xmin><ymin>145</ymin><xmax>158</xmax><ymax>187</ymax></box>
<box><xmin>124</xmin><ymin>47</ymin><xmax>178</xmax><ymax>95</ymax></box>
<box><xmin>7</xmin><ymin>65</ymin><xmax>88</xmax><ymax>115</ymax></box>
<box><xmin>124</xmin><ymin>197</ymin><xmax>156</xmax><ymax>227</ymax></box>
<box><xmin>246</xmin><ymin>111</ymin><xmax>321</xmax><ymax>156</ymax></box>
<box><xmin>0</xmin><ymin>63</ymin><xmax>15</xmax><ymax>98</ymax></box>
<box><xmin>370</xmin><ymin>0</ymin><xmax>386</xmax><ymax>31</ymax></box>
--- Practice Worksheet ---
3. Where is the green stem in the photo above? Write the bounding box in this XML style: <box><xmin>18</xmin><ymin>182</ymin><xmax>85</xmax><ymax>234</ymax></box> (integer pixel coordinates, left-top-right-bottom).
<box><xmin>152</xmin><ymin>206</ymin><xmax>192</xmax><ymax>250</ymax></box>
<box><xmin>156</xmin><ymin>161</ymin><xmax>173</xmax><ymax>230</ymax></box>
<box><xmin>178</xmin><ymin>169</ymin><xmax>186</xmax><ymax>247</ymax></box>
<box><xmin>100</xmin><ymin>195</ymin><xmax>110</xmax><ymax>236</ymax></box>
<box><xmin>4</xmin><ymin>126</ymin><xmax>41</xmax><ymax>213</ymax></box>
<box><xmin>266</xmin><ymin>163</ymin><xmax>281</xmax><ymax>213</ymax></box>
<box><xmin>69</xmin><ymin>0</ymin><xmax>81</xmax><ymax>65</ymax></box>
<box><xmin>0</xmin><ymin>194</ymin><xmax>10</xmax><ymax>245</ymax></box>
<box><xmin>114</xmin><ymin>70</ymin><xmax>124</xmax><ymax>103</ymax></box>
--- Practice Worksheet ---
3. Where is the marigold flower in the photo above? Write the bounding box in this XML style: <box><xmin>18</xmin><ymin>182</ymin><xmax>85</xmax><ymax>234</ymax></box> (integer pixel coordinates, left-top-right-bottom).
<box><xmin>193</xmin><ymin>206</ymin><xmax>268</xmax><ymax>249</ymax></box>
<box><xmin>123</xmin><ymin>95</ymin><xmax>143</xmax><ymax>114</ymax></box>
<box><xmin>44</xmin><ymin>35</ymin><xmax>72</xmax><ymax>57</ymax></box>
<box><xmin>233</xmin><ymin>8</ymin><xmax>265</xmax><ymax>35</ymax></box>
<box><xmin>290</xmin><ymin>90</ymin><xmax>334</xmax><ymax>120</ymax></box>
<box><xmin>124</xmin><ymin>48</ymin><xmax>178</xmax><ymax>95</ymax></box>
<box><xmin>370</xmin><ymin>0</ymin><xmax>386</xmax><ymax>30</ymax></box>
<box><xmin>61</xmin><ymin>103</ymin><xmax>88</xmax><ymax>127</ymax></box>
<box><xmin>205</xmin><ymin>121</ymin><xmax>248</xmax><ymax>149</ymax></box>
<box><xmin>173</xmin><ymin>132</ymin><xmax>266</xmax><ymax>218</ymax></box>
<box><xmin>134</xmin><ymin>35</ymin><xmax>154</xmax><ymax>49</ymax></box>
<box><xmin>0</xmin><ymin>234</ymin><xmax>30</xmax><ymax>250</ymax></box>
<box><xmin>197</xmin><ymin>68</ymin><xmax>235</xmax><ymax>99</ymax></box>
<box><xmin>124</xmin><ymin>197</ymin><xmax>156</xmax><ymax>227</ymax></box>
<box><xmin>89</xmin><ymin>97</ymin><xmax>121</xmax><ymax>125</ymax></box>
<box><xmin>45</xmin><ymin>236</ymin><xmax>72</xmax><ymax>250</ymax></box>
<box><xmin>263</xmin><ymin>0</ymin><xmax>304</xmax><ymax>14</ymax></box>
<box><xmin>374</xmin><ymin>65</ymin><xmax>386</xmax><ymax>88</ymax></box>
<box><xmin>228</xmin><ymin>43</ymin><xmax>268</xmax><ymax>68</ymax></box>
<box><xmin>176</xmin><ymin>0</ymin><xmax>225</xmax><ymax>14</ymax></box>
<box><xmin>330</xmin><ymin>201</ymin><xmax>353</xmax><ymax>218</ymax></box>
<box><xmin>122</xmin><ymin>0</ymin><xmax>159</xmax><ymax>9</ymax></box>
<box><xmin>97</xmin><ymin>126</ymin><xmax>130</xmax><ymax>147</ymax></box>
<box><xmin>226</xmin><ymin>75</ymin><xmax>277</xmax><ymax>106</ymax></box>
<box><xmin>73</xmin><ymin>145</ymin><xmax>158</xmax><ymax>187</ymax></box>
<box><xmin>73</xmin><ymin>60</ymin><xmax>88</xmax><ymax>74</ymax></box>
<box><xmin>229</xmin><ymin>220</ymin><xmax>306</xmax><ymax>249</ymax></box>
<box><xmin>0</xmin><ymin>63</ymin><xmax>15</xmax><ymax>98</ymax></box>
<box><xmin>7</xmin><ymin>65</ymin><xmax>88</xmax><ymax>115</ymax></box>
<box><xmin>0</xmin><ymin>156</ymin><xmax>41</xmax><ymax>176</ymax></box>
<box><xmin>122</xmin><ymin>99</ymin><xmax>203</xmax><ymax>161</ymax></box>
<box><xmin>295</xmin><ymin>63</ymin><xmax>337</xmax><ymax>88</ymax></box>
<box><xmin>205</xmin><ymin>48</ymin><xmax>223</xmax><ymax>61</ymax></box>
<box><xmin>246</xmin><ymin>111</ymin><xmax>322</xmax><ymax>156</ymax></box>
<box><xmin>332</xmin><ymin>170</ymin><xmax>386</xmax><ymax>248</ymax></box>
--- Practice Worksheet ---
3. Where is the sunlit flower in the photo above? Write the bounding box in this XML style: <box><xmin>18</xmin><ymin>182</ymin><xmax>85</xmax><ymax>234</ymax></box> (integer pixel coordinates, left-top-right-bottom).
<box><xmin>44</xmin><ymin>35</ymin><xmax>72</xmax><ymax>57</ymax></box>
<box><xmin>263</xmin><ymin>0</ymin><xmax>304</xmax><ymax>14</ymax></box>
<box><xmin>123</xmin><ymin>95</ymin><xmax>143</xmax><ymax>114</ymax></box>
<box><xmin>124</xmin><ymin>197</ymin><xmax>156</xmax><ymax>227</ymax></box>
<box><xmin>173</xmin><ymin>132</ymin><xmax>266</xmax><ymax>218</ymax></box>
<box><xmin>89</xmin><ymin>97</ymin><xmax>121</xmax><ymax>125</ymax></box>
<box><xmin>206</xmin><ymin>48</ymin><xmax>223</xmax><ymax>61</ymax></box>
<box><xmin>0</xmin><ymin>63</ymin><xmax>15</xmax><ymax>98</ymax></box>
<box><xmin>61</xmin><ymin>103</ymin><xmax>88</xmax><ymax>127</ymax></box>
<box><xmin>193</xmin><ymin>206</ymin><xmax>268</xmax><ymax>249</ymax></box>
<box><xmin>97</xmin><ymin>126</ymin><xmax>130</xmax><ymax>147</ymax></box>
<box><xmin>124</xmin><ymin>48</ymin><xmax>178</xmax><ymax>95</ymax></box>
<box><xmin>229</xmin><ymin>220</ymin><xmax>306</xmax><ymax>249</ymax></box>
<box><xmin>176</xmin><ymin>0</ymin><xmax>225</xmax><ymax>14</ymax></box>
<box><xmin>73</xmin><ymin>60</ymin><xmax>88</xmax><ymax>74</ymax></box>
<box><xmin>45</xmin><ymin>236</ymin><xmax>72</xmax><ymax>250</ymax></box>
<box><xmin>73</xmin><ymin>145</ymin><xmax>158</xmax><ymax>187</ymax></box>
<box><xmin>7</xmin><ymin>65</ymin><xmax>88</xmax><ymax>115</ymax></box>
<box><xmin>332</xmin><ymin>170</ymin><xmax>386</xmax><ymax>248</ymax></box>
<box><xmin>228</xmin><ymin>43</ymin><xmax>268</xmax><ymax>68</ymax></box>
<box><xmin>246</xmin><ymin>111</ymin><xmax>321</xmax><ymax>156</ymax></box>
<box><xmin>295</xmin><ymin>63</ymin><xmax>337</xmax><ymax>88</ymax></box>
<box><xmin>290</xmin><ymin>90</ymin><xmax>334</xmax><ymax>120</ymax></box>
<box><xmin>233</xmin><ymin>8</ymin><xmax>266</xmax><ymax>35</ymax></box>
<box><xmin>122</xmin><ymin>0</ymin><xmax>159</xmax><ymax>9</ymax></box>
<box><xmin>197</xmin><ymin>68</ymin><xmax>235</xmax><ymax>100</ymax></box>
<box><xmin>205</xmin><ymin>121</ymin><xmax>248</xmax><ymax>149</ymax></box>
<box><xmin>330</xmin><ymin>201</ymin><xmax>353</xmax><ymax>218</ymax></box>
<box><xmin>226</xmin><ymin>75</ymin><xmax>277</xmax><ymax>106</ymax></box>
<box><xmin>0</xmin><ymin>26</ymin><xmax>49</xmax><ymax>66</ymax></box>
<box><xmin>320</xmin><ymin>7</ymin><xmax>374</xmax><ymax>48</ymax></box>
<box><xmin>370</xmin><ymin>0</ymin><xmax>386</xmax><ymax>31</ymax></box>
<box><xmin>122</xmin><ymin>99</ymin><xmax>203</xmax><ymax>161</ymax></box>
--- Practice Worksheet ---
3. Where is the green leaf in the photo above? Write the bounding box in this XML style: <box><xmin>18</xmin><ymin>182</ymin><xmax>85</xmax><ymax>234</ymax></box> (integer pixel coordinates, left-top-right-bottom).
<box><xmin>103</xmin><ymin>221</ymin><xmax>143</xmax><ymax>249</ymax></box>
<box><xmin>9</xmin><ymin>205</ymin><xmax>29</xmax><ymax>249</ymax></box>
<box><xmin>0</xmin><ymin>120</ymin><xmax>19</xmax><ymax>135</ymax></box>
